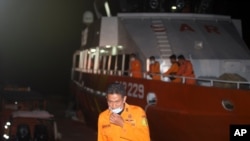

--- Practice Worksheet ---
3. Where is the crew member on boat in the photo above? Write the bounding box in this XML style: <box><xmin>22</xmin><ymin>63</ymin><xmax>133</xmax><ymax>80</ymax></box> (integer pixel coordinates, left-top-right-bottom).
<box><xmin>164</xmin><ymin>54</ymin><xmax>181</xmax><ymax>83</ymax></box>
<box><xmin>176</xmin><ymin>55</ymin><xmax>196</xmax><ymax>85</ymax></box>
<box><xmin>148</xmin><ymin>56</ymin><xmax>161</xmax><ymax>80</ymax></box>
<box><xmin>98</xmin><ymin>83</ymin><xmax>150</xmax><ymax>141</ymax></box>
<box><xmin>129</xmin><ymin>53</ymin><xmax>142</xmax><ymax>78</ymax></box>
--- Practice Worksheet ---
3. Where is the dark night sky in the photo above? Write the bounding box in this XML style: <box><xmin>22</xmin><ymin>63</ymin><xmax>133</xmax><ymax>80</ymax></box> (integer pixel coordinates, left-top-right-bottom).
<box><xmin>0</xmin><ymin>0</ymin><xmax>249</xmax><ymax>95</ymax></box>
<box><xmin>226</xmin><ymin>1</ymin><xmax>249</xmax><ymax>48</ymax></box>
<box><xmin>0</xmin><ymin>0</ymin><xmax>92</xmax><ymax>94</ymax></box>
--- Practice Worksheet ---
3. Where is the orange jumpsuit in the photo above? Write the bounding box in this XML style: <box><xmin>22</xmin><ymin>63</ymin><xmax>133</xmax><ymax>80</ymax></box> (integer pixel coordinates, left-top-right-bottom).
<box><xmin>149</xmin><ymin>61</ymin><xmax>161</xmax><ymax>80</ymax></box>
<box><xmin>176</xmin><ymin>60</ymin><xmax>196</xmax><ymax>85</ymax></box>
<box><xmin>164</xmin><ymin>62</ymin><xmax>181</xmax><ymax>83</ymax></box>
<box><xmin>98</xmin><ymin>103</ymin><xmax>150</xmax><ymax>141</ymax></box>
<box><xmin>130</xmin><ymin>59</ymin><xmax>142</xmax><ymax>78</ymax></box>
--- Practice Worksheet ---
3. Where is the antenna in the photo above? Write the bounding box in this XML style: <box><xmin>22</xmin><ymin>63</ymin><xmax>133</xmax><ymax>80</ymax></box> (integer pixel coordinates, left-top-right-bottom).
<box><xmin>93</xmin><ymin>0</ymin><xmax>102</xmax><ymax>19</ymax></box>
<box><xmin>104</xmin><ymin>1</ymin><xmax>111</xmax><ymax>17</ymax></box>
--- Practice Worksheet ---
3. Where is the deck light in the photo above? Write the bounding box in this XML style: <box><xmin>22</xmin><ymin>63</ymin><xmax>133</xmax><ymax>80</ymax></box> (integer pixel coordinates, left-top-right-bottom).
<box><xmin>3</xmin><ymin>134</ymin><xmax>9</xmax><ymax>139</ymax></box>
<box><xmin>100</xmin><ymin>49</ymin><xmax>106</xmax><ymax>53</ymax></box>
<box><xmin>90</xmin><ymin>48</ymin><xmax>96</xmax><ymax>52</ymax></box>
<box><xmin>171</xmin><ymin>6</ymin><xmax>177</xmax><ymax>10</ymax></box>
<box><xmin>105</xmin><ymin>45</ymin><xmax>111</xmax><ymax>48</ymax></box>
<box><xmin>6</xmin><ymin>122</ymin><xmax>11</xmax><ymax>126</ymax></box>
<box><xmin>117</xmin><ymin>45</ymin><xmax>123</xmax><ymax>49</ymax></box>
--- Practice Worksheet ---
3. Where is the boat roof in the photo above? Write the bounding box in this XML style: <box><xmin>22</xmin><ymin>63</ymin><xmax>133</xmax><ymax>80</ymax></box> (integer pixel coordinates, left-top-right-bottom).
<box><xmin>12</xmin><ymin>110</ymin><xmax>54</xmax><ymax>119</ymax></box>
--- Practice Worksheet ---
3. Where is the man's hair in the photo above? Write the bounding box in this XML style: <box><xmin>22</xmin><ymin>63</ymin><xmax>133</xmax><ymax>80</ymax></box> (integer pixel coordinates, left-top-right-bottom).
<box><xmin>106</xmin><ymin>82</ymin><xmax>126</xmax><ymax>97</ymax></box>
<box><xmin>177</xmin><ymin>54</ymin><xmax>185</xmax><ymax>60</ymax></box>
<box><xmin>169</xmin><ymin>54</ymin><xmax>176</xmax><ymax>59</ymax></box>
<box><xmin>130</xmin><ymin>53</ymin><xmax>136</xmax><ymax>58</ymax></box>
<box><xmin>149</xmin><ymin>56</ymin><xmax>155</xmax><ymax>60</ymax></box>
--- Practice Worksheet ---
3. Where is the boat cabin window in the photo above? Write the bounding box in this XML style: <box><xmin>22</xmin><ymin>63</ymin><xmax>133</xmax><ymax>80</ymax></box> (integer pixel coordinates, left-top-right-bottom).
<box><xmin>16</xmin><ymin>124</ymin><xmax>31</xmax><ymax>141</ymax></box>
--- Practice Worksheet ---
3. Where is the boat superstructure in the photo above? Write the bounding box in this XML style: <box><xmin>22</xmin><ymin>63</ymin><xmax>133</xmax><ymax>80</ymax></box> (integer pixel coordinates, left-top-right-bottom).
<box><xmin>80</xmin><ymin>13</ymin><xmax>250</xmax><ymax>82</ymax></box>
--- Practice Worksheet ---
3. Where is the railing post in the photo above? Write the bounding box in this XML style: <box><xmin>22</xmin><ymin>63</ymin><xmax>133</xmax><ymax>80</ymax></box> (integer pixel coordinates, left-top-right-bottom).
<box><xmin>121</xmin><ymin>54</ymin><xmax>125</xmax><ymax>76</ymax></box>
<box><xmin>182</xmin><ymin>77</ymin><xmax>185</xmax><ymax>84</ymax></box>
<box><xmin>237</xmin><ymin>83</ymin><xmax>240</xmax><ymax>89</ymax></box>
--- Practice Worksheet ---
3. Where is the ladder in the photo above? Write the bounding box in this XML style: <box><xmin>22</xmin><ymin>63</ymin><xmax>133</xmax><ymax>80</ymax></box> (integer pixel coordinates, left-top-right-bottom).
<box><xmin>151</xmin><ymin>20</ymin><xmax>173</xmax><ymax>59</ymax></box>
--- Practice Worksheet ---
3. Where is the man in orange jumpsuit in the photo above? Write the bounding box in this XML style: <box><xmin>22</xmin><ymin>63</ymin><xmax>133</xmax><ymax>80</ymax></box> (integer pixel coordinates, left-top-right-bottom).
<box><xmin>176</xmin><ymin>55</ymin><xmax>196</xmax><ymax>85</ymax></box>
<box><xmin>148</xmin><ymin>56</ymin><xmax>161</xmax><ymax>80</ymax></box>
<box><xmin>98</xmin><ymin>83</ymin><xmax>150</xmax><ymax>141</ymax></box>
<box><xmin>164</xmin><ymin>54</ymin><xmax>181</xmax><ymax>83</ymax></box>
<box><xmin>129</xmin><ymin>53</ymin><xmax>142</xmax><ymax>78</ymax></box>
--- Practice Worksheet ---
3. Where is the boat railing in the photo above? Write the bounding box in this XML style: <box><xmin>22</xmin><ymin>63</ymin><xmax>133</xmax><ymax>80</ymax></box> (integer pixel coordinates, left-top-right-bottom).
<box><xmin>179</xmin><ymin>75</ymin><xmax>249</xmax><ymax>89</ymax></box>
<box><xmin>72</xmin><ymin>68</ymin><xmax>250</xmax><ymax>90</ymax></box>
<box><xmin>148</xmin><ymin>72</ymin><xmax>250</xmax><ymax>90</ymax></box>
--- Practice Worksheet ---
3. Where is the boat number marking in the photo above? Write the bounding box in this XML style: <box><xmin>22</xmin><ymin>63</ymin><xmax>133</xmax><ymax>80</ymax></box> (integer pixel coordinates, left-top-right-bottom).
<box><xmin>116</xmin><ymin>81</ymin><xmax>144</xmax><ymax>99</ymax></box>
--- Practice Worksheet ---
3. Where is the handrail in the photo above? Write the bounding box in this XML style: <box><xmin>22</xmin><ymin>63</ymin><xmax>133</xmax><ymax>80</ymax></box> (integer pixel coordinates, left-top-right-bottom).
<box><xmin>72</xmin><ymin>68</ymin><xmax>250</xmax><ymax>90</ymax></box>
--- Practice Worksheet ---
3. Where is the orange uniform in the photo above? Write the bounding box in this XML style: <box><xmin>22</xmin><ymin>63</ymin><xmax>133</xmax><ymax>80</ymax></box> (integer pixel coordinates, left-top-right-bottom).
<box><xmin>149</xmin><ymin>61</ymin><xmax>161</xmax><ymax>80</ymax></box>
<box><xmin>176</xmin><ymin>60</ymin><xmax>196</xmax><ymax>85</ymax></box>
<box><xmin>164</xmin><ymin>62</ymin><xmax>181</xmax><ymax>83</ymax></box>
<box><xmin>98</xmin><ymin>103</ymin><xmax>150</xmax><ymax>141</ymax></box>
<box><xmin>130</xmin><ymin>59</ymin><xmax>142</xmax><ymax>78</ymax></box>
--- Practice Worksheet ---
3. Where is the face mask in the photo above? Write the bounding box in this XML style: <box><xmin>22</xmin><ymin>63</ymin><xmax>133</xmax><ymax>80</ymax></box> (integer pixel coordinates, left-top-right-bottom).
<box><xmin>150</xmin><ymin>61</ymin><xmax>155</xmax><ymax>64</ymax></box>
<box><xmin>110</xmin><ymin>106</ymin><xmax>123</xmax><ymax>114</ymax></box>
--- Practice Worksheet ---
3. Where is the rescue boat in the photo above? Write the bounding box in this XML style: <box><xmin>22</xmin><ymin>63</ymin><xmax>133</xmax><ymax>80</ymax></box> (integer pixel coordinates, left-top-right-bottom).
<box><xmin>70</xmin><ymin>2</ymin><xmax>250</xmax><ymax>141</ymax></box>
<box><xmin>0</xmin><ymin>85</ymin><xmax>48</xmax><ymax>140</ymax></box>
<box><xmin>2</xmin><ymin>110</ymin><xmax>61</xmax><ymax>141</ymax></box>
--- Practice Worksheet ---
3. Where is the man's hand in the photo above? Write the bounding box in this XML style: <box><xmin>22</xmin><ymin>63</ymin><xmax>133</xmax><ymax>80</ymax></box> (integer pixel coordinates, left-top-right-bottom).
<box><xmin>110</xmin><ymin>113</ymin><xmax>124</xmax><ymax>127</ymax></box>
